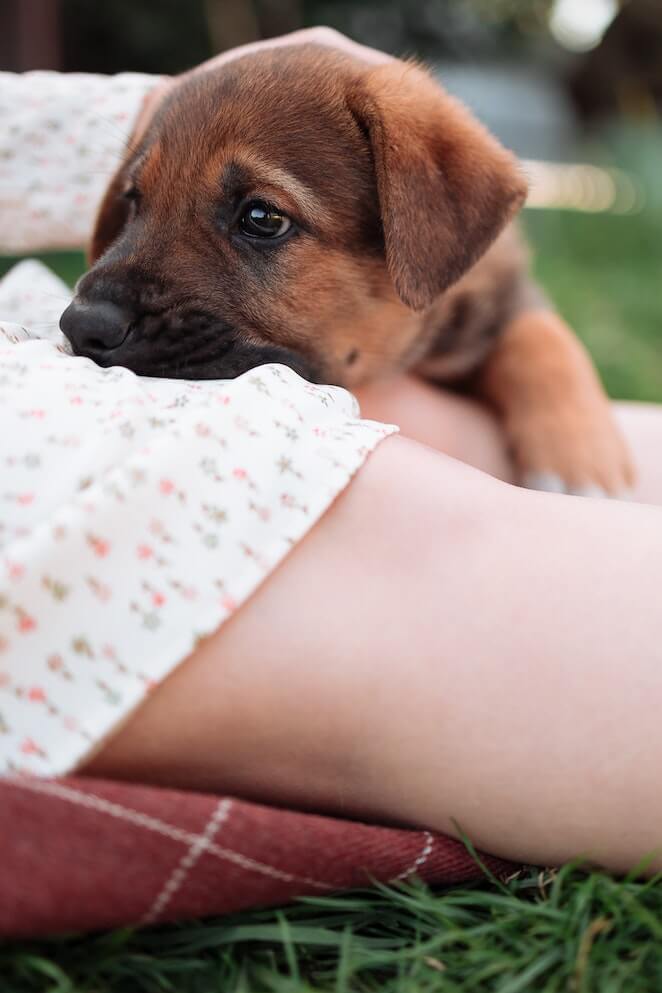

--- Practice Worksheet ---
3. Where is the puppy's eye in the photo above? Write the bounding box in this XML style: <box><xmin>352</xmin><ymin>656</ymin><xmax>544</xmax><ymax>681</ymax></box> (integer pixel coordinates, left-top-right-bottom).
<box><xmin>122</xmin><ymin>185</ymin><xmax>141</xmax><ymax>207</ymax></box>
<box><xmin>239</xmin><ymin>200</ymin><xmax>292</xmax><ymax>239</ymax></box>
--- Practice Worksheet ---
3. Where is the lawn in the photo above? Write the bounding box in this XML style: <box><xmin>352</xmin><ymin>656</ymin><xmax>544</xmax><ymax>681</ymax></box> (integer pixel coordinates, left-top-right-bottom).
<box><xmin>5</xmin><ymin>863</ymin><xmax>662</xmax><ymax>992</ymax></box>
<box><xmin>1</xmin><ymin>132</ymin><xmax>661</xmax><ymax>993</ymax></box>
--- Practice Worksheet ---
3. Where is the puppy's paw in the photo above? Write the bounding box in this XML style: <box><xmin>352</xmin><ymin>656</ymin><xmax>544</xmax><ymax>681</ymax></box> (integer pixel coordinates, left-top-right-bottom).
<box><xmin>510</xmin><ymin>405</ymin><xmax>635</xmax><ymax>499</ymax></box>
<box><xmin>479</xmin><ymin>309</ymin><xmax>636</xmax><ymax>499</ymax></box>
<box><xmin>521</xmin><ymin>471</ymin><xmax>632</xmax><ymax>499</ymax></box>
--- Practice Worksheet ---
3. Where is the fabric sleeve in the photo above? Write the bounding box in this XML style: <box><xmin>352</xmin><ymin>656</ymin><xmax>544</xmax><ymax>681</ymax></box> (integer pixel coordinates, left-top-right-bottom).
<box><xmin>0</xmin><ymin>71</ymin><xmax>158</xmax><ymax>254</ymax></box>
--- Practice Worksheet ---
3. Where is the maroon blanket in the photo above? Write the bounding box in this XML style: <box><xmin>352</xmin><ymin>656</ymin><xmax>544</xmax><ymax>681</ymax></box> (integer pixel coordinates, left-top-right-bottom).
<box><xmin>0</xmin><ymin>775</ymin><xmax>512</xmax><ymax>938</ymax></box>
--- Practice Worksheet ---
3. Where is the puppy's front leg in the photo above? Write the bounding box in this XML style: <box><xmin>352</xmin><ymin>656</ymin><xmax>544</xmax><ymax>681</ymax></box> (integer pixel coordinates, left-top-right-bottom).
<box><xmin>475</xmin><ymin>309</ymin><xmax>634</xmax><ymax>496</ymax></box>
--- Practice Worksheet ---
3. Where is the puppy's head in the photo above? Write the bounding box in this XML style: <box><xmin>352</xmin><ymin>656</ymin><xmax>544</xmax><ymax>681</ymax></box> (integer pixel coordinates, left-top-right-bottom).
<box><xmin>60</xmin><ymin>45</ymin><xmax>526</xmax><ymax>385</ymax></box>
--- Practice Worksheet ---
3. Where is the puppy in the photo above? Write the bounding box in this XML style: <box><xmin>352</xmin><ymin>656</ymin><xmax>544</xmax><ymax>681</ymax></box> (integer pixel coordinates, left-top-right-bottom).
<box><xmin>60</xmin><ymin>42</ymin><xmax>633</xmax><ymax>494</ymax></box>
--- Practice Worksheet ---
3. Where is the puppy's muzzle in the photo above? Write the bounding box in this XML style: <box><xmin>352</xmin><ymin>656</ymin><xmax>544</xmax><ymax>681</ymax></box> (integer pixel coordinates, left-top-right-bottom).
<box><xmin>60</xmin><ymin>298</ymin><xmax>132</xmax><ymax>357</ymax></box>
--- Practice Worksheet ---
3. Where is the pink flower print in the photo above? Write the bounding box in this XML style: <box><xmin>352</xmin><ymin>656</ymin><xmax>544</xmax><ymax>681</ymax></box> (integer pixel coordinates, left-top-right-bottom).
<box><xmin>249</xmin><ymin>502</ymin><xmax>271</xmax><ymax>522</ymax></box>
<box><xmin>17</xmin><ymin>492</ymin><xmax>34</xmax><ymax>506</ymax></box>
<box><xmin>28</xmin><ymin>686</ymin><xmax>46</xmax><ymax>703</ymax></box>
<box><xmin>20</xmin><ymin>737</ymin><xmax>46</xmax><ymax>757</ymax></box>
<box><xmin>87</xmin><ymin>534</ymin><xmax>110</xmax><ymax>557</ymax></box>
<box><xmin>240</xmin><ymin>544</ymin><xmax>269</xmax><ymax>569</ymax></box>
<box><xmin>137</xmin><ymin>544</ymin><xmax>154</xmax><ymax>560</ymax></box>
<box><xmin>70</xmin><ymin>395</ymin><xmax>83</xmax><ymax>405</ymax></box>
<box><xmin>63</xmin><ymin>716</ymin><xmax>78</xmax><ymax>731</ymax></box>
<box><xmin>86</xmin><ymin>576</ymin><xmax>112</xmax><ymax>602</ymax></box>
<box><xmin>152</xmin><ymin>591</ymin><xmax>166</xmax><ymax>607</ymax></box>
<box><xmin>5</xmin><ymin>561</ymin><xmax>24</xmax><ymax>581</ymax></box>
<box><xmin>169</xmin><ymin>579</ymin><xmax>198</xmax><ymax>601</ymax></box>
<box><xmin>234</xmin><ymin>415</ymin><xmax>258</xmax><ymax>436</ymax></box>
<box><xmin>195</xmin><ymin>422</ymin><xmax>211</xmax><ymax>437</ymax></box>
<box><xmin>28</xmin><ymin>409</ymin><xmax>45</xmax><ymax>419</ymax></box>
<box><xmin>280</xmin><ymin>493</ymin><xmax>309</xmax><ymax>514</ymax></box>
<box><xmin>17</xmin><ymin>611</ymin><xmax>36</xmax><ymax>633</ymax></box>
<box><xmin>159</xmin><ymin>478</ymin><xmax>174</xmax><ymax>495</ymax></box>
<box><xmin>233</xmin><ymin>468</ymin><xmax>247</xmax><ymax>480</ymax></box>
<box><xmin>222</xmin><ymin>594</ymin><xmax>237</xmax><ymax>613</ymax></box>
<box><xmin>47</xmin><ymin>654</ymin><xmax>63</xmax><ymax>671</ymax></box>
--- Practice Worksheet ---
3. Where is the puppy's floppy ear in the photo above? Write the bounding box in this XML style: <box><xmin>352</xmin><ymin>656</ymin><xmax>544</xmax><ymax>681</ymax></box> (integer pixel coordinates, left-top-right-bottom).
<box><xmin>89</xmin><ymin>79</ymin><xmax>171</xmax><ymax>264</ymax></box>
<box><xmin>348</xmin><ymin>62</ymin><xmax>527</xmax><ymax>310</ymax></box>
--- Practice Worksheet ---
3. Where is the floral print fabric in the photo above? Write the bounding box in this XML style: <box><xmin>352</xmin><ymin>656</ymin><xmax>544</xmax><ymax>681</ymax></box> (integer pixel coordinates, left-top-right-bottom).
<box><xmin>0</xmin><ymin>70</ymin><xmax>156</xmax><ymax>253</ymax></box>
<box><xmin>0</xmin><ymin>72</ymin><xmax>397</xmax><ymax>776</ymax></box>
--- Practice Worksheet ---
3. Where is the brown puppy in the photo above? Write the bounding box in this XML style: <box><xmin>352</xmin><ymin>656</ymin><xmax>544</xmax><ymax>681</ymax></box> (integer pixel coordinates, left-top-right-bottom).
<box><xmin>60</xmin><ymin>42</ymin><xmax>633</xmax><ymax>494</ymax></box>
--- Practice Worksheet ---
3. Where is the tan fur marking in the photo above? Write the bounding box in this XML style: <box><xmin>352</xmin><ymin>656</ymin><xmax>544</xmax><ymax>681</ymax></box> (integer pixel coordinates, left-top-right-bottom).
<box><xmin>477</xmin><ymin>310</ymin><xmax>635</xmax><ymax>492</ymax></box>
<box><xmin>204</xmin><ymin>147</ymin><xmax>332</xmax><ymax>228</ymax></box>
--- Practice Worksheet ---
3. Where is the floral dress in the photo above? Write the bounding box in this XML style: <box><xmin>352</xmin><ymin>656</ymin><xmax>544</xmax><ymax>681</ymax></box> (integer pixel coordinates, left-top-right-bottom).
<box><xmin>0</xmin><ymin>72</ymin><xmax>397</xmax><ymax>777</ymax></box>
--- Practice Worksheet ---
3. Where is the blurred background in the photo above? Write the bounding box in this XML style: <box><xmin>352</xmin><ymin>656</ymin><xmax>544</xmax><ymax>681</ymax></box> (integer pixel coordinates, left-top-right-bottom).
<box><xmin>1</xmin><ymin>0</ymin><xmax>660</xmax><ymax>399</ymax></box>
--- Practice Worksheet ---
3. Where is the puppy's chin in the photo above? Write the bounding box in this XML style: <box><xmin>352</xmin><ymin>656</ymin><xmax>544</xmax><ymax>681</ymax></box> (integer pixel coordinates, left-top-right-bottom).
<box><xmin>73</xmin><ymin>335</ymin><xmax>322</xmax><ymax>384</ymax></box>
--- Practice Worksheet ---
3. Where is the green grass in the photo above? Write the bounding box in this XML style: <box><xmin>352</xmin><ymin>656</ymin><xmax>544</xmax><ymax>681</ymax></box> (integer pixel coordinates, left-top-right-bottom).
<box><xmin>522</xmin><ymin>207</ymin><xmax>662</xmax><ymax>403</ymax></box>
<box><xmin>0</xmin><ymin>250</ymin><xmax>86</xmax><ymax>288</ymax></box>
<box><xmin>4</xmin><ymin>862</ymin><xmax>662</xmax><ymax>992</ymax></box>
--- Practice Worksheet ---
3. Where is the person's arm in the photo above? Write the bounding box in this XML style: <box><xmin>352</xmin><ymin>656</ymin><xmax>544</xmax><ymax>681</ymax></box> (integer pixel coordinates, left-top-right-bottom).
<box><xmin>84</xmin><ymin>392</ymin><xmax>662</xmax><ymax>875</ymax></box>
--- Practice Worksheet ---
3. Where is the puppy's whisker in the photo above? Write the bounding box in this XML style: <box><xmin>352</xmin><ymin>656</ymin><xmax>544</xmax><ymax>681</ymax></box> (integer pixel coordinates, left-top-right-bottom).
<box><xmin>94</xmin><ymin>115</ymin><xmax>136</xmax><ymax>145</ymax></box>
<box><xmin>94</xmin><ymin>116</ymin><xmax>143</xmax><ymax>161</ymax></box>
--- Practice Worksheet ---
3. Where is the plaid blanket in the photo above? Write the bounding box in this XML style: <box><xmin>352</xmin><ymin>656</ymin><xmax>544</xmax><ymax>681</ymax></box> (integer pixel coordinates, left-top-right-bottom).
<box><xmin>0</xmin><ymin>775</ymin><xmax>513</xmax><ymax>938</ymax></box>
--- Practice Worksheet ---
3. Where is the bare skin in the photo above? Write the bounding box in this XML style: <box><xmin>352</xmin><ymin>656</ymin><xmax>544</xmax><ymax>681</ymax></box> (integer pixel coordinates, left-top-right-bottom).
<box><xmin>85</xmin><ymin>376</ymin><xmax>662</xmax><ymax>875</ymax></box>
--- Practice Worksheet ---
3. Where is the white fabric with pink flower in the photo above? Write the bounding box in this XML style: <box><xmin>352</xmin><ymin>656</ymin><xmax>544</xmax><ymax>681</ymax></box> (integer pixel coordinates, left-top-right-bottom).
<box><xmin>0</xmin><ymin>70</ymin><xmax>156</xmax><ymax>252</ymax></box>
<box><xmin>0</xmin><ymin>73</ymin><xmax>397</xmax><ymax>776</ymax></box>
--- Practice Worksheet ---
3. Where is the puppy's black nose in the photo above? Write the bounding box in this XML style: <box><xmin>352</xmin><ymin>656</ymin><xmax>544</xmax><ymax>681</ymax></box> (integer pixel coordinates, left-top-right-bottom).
<box><xmin>60</xmin><ymin>299</ymin><xmax>131</xmax><ymax>353</ymax></box>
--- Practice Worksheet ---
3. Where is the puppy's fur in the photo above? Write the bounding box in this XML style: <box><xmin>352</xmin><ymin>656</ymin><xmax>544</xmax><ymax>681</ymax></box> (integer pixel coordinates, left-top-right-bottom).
<box><xmin>61</xmin><ymin>44</ymin><xmax>633</xmax><ymax>493</ymax></box>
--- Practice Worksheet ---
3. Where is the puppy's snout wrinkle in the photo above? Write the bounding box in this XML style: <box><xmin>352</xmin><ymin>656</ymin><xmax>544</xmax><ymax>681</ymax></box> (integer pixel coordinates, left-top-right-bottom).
<box><xmin>60</xmin><ymin>299</ymin><xmax>132</xmax><ymax>355</ymax></box>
